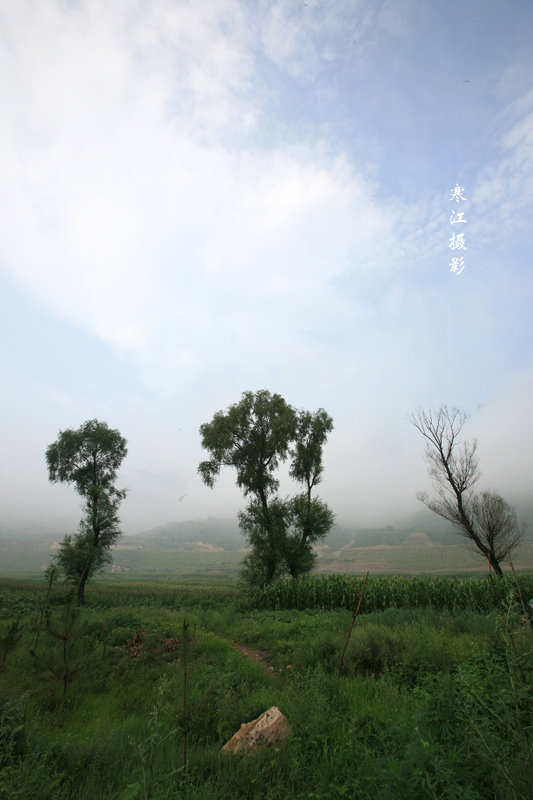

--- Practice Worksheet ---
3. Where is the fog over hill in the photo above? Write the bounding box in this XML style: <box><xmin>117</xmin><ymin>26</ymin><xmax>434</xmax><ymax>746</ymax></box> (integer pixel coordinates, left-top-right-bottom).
<box><xmin>2</xmin><ymin>507</ymin><xmax>532</xmax><ymax>576</ymax></box>
<box><xmin>2</xmin><ymin>497</ymin><xmax>532</xmax><ymax>546</ymax></box>
<box><xmin>130</xmin><ymin>518</ymin><xmax>461</xmax><ymax>550</ymax></box>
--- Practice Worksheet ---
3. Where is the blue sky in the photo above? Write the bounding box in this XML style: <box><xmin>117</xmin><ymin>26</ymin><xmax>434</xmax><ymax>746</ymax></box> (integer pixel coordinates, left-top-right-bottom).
<box><xmin>0</xmin><ymin>0</ymin><xmax>532</xmax><ymax>534</ymax></box>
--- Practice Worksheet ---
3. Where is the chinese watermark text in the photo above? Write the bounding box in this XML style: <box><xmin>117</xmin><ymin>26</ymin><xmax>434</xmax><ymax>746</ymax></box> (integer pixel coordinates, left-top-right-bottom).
<box><xmin>448</xmin><ymin>184</ymin><xmax>467</xmax><ymax>274</ymax></box>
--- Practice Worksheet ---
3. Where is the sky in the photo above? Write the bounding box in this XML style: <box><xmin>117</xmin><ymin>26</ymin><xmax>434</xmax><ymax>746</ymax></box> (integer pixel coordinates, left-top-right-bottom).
<box><xmin>0</xmin><ymin>0</ymin><xmax>532</xmax><ymax>536</ymax></box>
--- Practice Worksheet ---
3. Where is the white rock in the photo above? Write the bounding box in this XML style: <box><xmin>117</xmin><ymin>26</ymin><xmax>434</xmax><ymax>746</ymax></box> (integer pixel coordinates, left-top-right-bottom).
<box><xmin>221</xmin><ymin>706</ymin><xmax>290</xmax><ymax>754</ymax></box>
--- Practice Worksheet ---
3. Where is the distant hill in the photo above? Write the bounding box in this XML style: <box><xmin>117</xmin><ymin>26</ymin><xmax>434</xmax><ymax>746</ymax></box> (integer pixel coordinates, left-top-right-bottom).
<box><xmin>0</xmin><ymin>520</ymin><xmax>74</xmax><ymax>541</ymax></box>
<box><xmin>1</xmin><ymin>511</ymin><xmax>531</xmax><ymax>577</ymax></box>
<box><xmin>132</xmin><ymin>519</ymin><xmax>462</xmax><ymax>550</ymax></box>
<box><xmin>396</xmin><ymin>501</ymin><xmax>533</xmax><ymax>543</ymax></box>
<box><xmin>132</xmin><ymin>518</ymin><xmax>244</xmax><ymax>550</ymax></box>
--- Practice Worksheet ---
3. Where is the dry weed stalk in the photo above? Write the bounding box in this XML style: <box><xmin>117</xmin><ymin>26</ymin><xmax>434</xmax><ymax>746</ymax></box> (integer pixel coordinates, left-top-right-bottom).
<box><xmin>338</xmin><ymin>571</ymin><xmax>369</xmax><ymax>677</ymax></box>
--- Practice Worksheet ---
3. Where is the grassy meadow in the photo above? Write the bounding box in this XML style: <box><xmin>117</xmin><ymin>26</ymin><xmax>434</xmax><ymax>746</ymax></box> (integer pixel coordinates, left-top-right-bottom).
<box><xmin>1</xmin><ymin>572</ymin><xmax>532</xmax><ymax>799</ymax></box>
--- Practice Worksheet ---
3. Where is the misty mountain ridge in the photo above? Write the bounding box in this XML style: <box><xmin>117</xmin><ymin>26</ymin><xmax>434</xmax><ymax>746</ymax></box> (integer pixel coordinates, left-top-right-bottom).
<box><xmin>1</xmin><ymin>512</ymin><xmax>532</xmax><ymax>576</ymax></box>
<box><xmin>2</xmin><ymin>500</ymin><xmax>532</xmax><ymax>549</ymax></box>
<box><xmin>0</xmin><ymin>516</ymin><xmax>462</xmax><ymax>560</ymax></box>
<box><xmin>1</xmin><ymin>500</ymin><xmax>531</xmax><ymax>579</ymax></box>
<box><xmin>130</xmin><ymin>517</ymin><xmax>476</xmax><ymax>550</ymax></box>
<box><xmin>129</xmin><ymin>499</ymin><xmax>533</xmax><ymax>550</ymax></box>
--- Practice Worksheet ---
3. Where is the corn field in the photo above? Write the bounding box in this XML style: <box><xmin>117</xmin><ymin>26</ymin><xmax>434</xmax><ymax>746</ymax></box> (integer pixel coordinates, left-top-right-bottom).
<box><xmin>251</xmin><ymin>573</ymin><xmax>533</xmax><ymax>613</ymax></box>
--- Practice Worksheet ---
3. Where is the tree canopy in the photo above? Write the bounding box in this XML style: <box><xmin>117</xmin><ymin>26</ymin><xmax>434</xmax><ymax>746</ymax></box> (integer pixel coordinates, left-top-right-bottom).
<box><xmin>199</xmin><ymin>391</ymin><xmax>334</xmax><ymax>585</ymax></box>
<box><xmin>284</xmin><ymin>408</ymin><xmax>335</xmax><ymax>577</ymax></box>
<box><xmin>46</xmin><ymin>418</ymin><xmax>127</xmax><ymax>499</ymax></box>
<box><xmin>46</xmin><ymin>419</ymin><xmax>128</xmax><ymax>604</ymax></box>
<box><xmin>199</xmin><ymin>389</ymin><xmax>296</xmax><ymax>502</ymax></box>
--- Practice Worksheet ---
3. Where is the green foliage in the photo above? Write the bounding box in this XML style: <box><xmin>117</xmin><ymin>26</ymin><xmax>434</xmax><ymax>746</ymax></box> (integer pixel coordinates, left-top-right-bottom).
<box><xmin>198</xmin><ymin>390</ymin><xmax>296</xmax><ymax>497</ymax></box>
<box><xmin>252</xmin><ymin>572</ymin><xmax>533</xmax><ymax>613</ymax></box>
<box><xmin>46</xmin><ymin>419</ymin><xmax>128</xmax><ymax>605</ymax></box>
<box><xmin>46</xmin><ymin>419</ymin><xmax>127</xmax><ymax>498</ymax></box>
<box><xmin>239</xmin><ymin>498</ymin><xmax>290</xmax><ymax>586</ymax></box>
<box><xmin>123</xmin><ymin>674</ymin><xmax>178</xmax><ymax>800</ymax></box>
<box><xmin>284</xmin><ymin>495</ymin><xmax>335</xmax><ymax>578</ymax></box>
<box><xmin>286</xmin><ymin>410</ymin><xmax>335</xmax><ymax>577</ymax></box>
<box><xmin>280</xmin><ymin>527</ymin><xmax>317</xmax><ymax>580</ymax></box>
<box><xmin>55</xmin><ymin>493</ymin><xmax>121</xmax><ymax>584</ymax></box>
<box><xmin>0</xmin><ymin>618</ymin><xmax>23</xmax><ymax>672</ymax></box>
<box><xmin>288</xmin><ymin>409</ymin><xmax>333</xmax><ymax>488</ymax></box>
<box><xmin>0</xmin><ymin>578</ymin><xmax>531</xmax><ymax>799</ymax></box>
<box><xmin>31</xmin><ymin>599</ymin><xmax>87</xmax><ymax>701</ymax></box>
<box><xmin>341</xmin><ymin>623</ymin><xmax>405</xmax><ymax>676</ymax></box>
<box><xmin>0</xmin><ymin>698</ymin><xmax>27</xmax><ymax>770</ymax></box>
<box><xmin>33</xmin><ymin>563</ymin><xmax>58</xmax><ymax>653</ymax></box>
<box><xmin>199</xmin><ymin>391</ymin><xmax>334</xmax><ymax>586</ymax></box>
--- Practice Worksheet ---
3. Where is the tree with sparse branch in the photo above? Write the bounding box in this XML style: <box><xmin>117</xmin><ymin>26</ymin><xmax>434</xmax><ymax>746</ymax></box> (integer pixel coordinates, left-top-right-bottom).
<box><xmin>33</xmin><ymin>562</ymin><xmax>58</xmax><ymax>652</ymax></box>
<box><xmin>469</xmin><ymin>491</ymin><xmax>525</xmax><ymax>566</ymax></box>
<box><xmin>44</xmin><ymin>601</ymin><xmax>83</xmax><ymax>700</ymax></box>
<box><xmin>409</xmin><ymin>406</ymin><xmax>524</xmax><ymax>576</ymax></box>
<box><xmin>46</xmin><ymin>419</ymin><xmax>127</xmax><ymax>605</ymax></box>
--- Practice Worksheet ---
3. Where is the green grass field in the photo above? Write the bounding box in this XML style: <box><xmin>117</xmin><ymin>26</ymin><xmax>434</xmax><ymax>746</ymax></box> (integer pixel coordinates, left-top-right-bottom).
<box><xmin>1</xmin><ymin>574</ymin><xmax>532</xmax><ymax>799</ymax></box>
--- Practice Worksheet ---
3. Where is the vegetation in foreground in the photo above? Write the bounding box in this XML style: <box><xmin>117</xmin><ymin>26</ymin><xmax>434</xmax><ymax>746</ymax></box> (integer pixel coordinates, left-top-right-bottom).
<box><xmin>0</xmin><ymin>575</ymin><xmax>532</xmax><ymax>799</ymax></box>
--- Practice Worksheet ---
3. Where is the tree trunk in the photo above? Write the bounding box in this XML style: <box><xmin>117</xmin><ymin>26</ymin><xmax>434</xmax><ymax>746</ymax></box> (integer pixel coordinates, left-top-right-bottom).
<box><xmin>489</xmin><ymin>553</ymin><xmax>504</xmax><ymax>577</ymax></box>
<box><xmin>63</xmin><ymin>636</ymin><xmax>68</xmax><ymax>698</ymax></box>
<box><xmin>258</xmin><ymin>486</ymin><xmax>277</xmax><ymax>585</ymax></box>
<box><xmin>265</xmin><ymin>542</ymin><xmax>278</xmax><ymax>585</ymax></box>
<box><xmin>76</xmin><ymin>566</ymin><xmax>90</xmax><ymax>606</ymax></box>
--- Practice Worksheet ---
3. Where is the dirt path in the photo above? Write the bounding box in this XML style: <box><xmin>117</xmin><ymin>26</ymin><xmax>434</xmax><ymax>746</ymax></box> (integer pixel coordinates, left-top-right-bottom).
<box><xmin>233</xmin><ymin>641</ymin><xmax>276</xmax><ymax>675</ymax></box>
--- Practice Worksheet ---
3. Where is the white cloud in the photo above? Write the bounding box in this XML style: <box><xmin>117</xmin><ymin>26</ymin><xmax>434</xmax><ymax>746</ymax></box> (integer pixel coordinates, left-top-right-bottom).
<box><xmin>1</xmin><ymin>1</ymin><xmax>531</xmax><ymax>534</ymax></box>
<box><xmin>472</xmin><ymin>92</ymin><xmax>533</xmax><ymax>242</ymax></box>
<box><xmin>260</xmin><ymin>0</ymin><xmax>374</xmax><ymax>81</ymax></box>
<box><xmin>0</xmin><ymin>0</ymin><xmax>405</xmax><ymax>397</ymax></box>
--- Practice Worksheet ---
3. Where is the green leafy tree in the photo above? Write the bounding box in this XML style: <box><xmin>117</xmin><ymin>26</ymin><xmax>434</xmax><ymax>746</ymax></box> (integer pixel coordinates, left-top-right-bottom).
<box><xmin>199</xmin><ymin>390</ymin><xmax>296</xmax><ymax>503</ymax></box>
<box><xmin>199</xmin><ymin>391</ymin><xmax>334</xmax><ymax>585</ymax></box>
<box><xmin>199</xmin><ymin>390</ymin><xmax>296</xmax><ymax>584</ymax></box>
<box><xmin>46</xmin><ymin>419</ymin><xmax>127</xmax><ymax>605</ymax></box>
<box><xmin>409</xmin><ymin>406</ymin><xmax>524</xmax><ymax>576</ymax></box>
<box><xmin>285</xmin><ymin>409</ymin><xmax>335</xmax><ymax>577</ymax></box>
<box><xmin>239</xmin><ymin>498</ymin><xmax>291</xmax><ymax>586</ymax></box>
<box><xmin>285</xmin><ymin>496</ymin><xmax>335</xmax><ymax>577</ymax></box>
<box><xmin>55</xmin><ymin>492</ymin><xmax>121</xmax><ymax>585</ymax></box>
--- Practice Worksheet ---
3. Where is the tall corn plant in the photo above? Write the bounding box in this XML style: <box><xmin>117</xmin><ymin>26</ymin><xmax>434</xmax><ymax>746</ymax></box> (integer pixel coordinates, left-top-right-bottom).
<box><xmin>251</xmin><ymin>574</ymin><xmax>533</xmax><ymax>613</ymax></box>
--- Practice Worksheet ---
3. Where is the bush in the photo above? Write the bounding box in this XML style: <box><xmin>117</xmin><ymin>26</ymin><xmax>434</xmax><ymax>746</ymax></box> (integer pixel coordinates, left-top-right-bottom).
<box><xmin>341</xmin><ymin>623</ymin><xmax>404</xmax><ymax>676</ymax></box>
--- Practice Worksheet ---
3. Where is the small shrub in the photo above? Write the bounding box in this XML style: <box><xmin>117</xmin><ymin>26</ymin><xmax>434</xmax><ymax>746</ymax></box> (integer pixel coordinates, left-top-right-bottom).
<box><xmin>342</xmin><ymin>624</ymin><xmax>404</xmax><ymax>676</ymax></box>
<box><xmin>0</xmin><ymin>619</ymin><xmax>23</xmax><ymax>671</ymax></box>
<box><xmin>0</xmin><ymin>699</ymin><xmax>27</xmax><ymax>770</ymax></box>
<box><xmin>122</xmin><ymin>630</ymin><xmax>181</xmax><ymax>662</ymax></box>
<box><xmin>292</xmin><ymin>631</ymin><xmax>339</xmax><ymax>673</ymax></box>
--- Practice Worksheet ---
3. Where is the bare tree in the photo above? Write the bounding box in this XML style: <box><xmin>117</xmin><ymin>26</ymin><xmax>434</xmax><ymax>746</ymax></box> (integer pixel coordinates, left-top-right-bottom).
<box><xmin>469</xmin><ymin>491</ymin><xmax>524</xmax><ymax>566</ymax></box>
<box><xmin>409</xmin><ymin>406</ymin><xmax>523</xmax><ymax>576</ymax></box>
